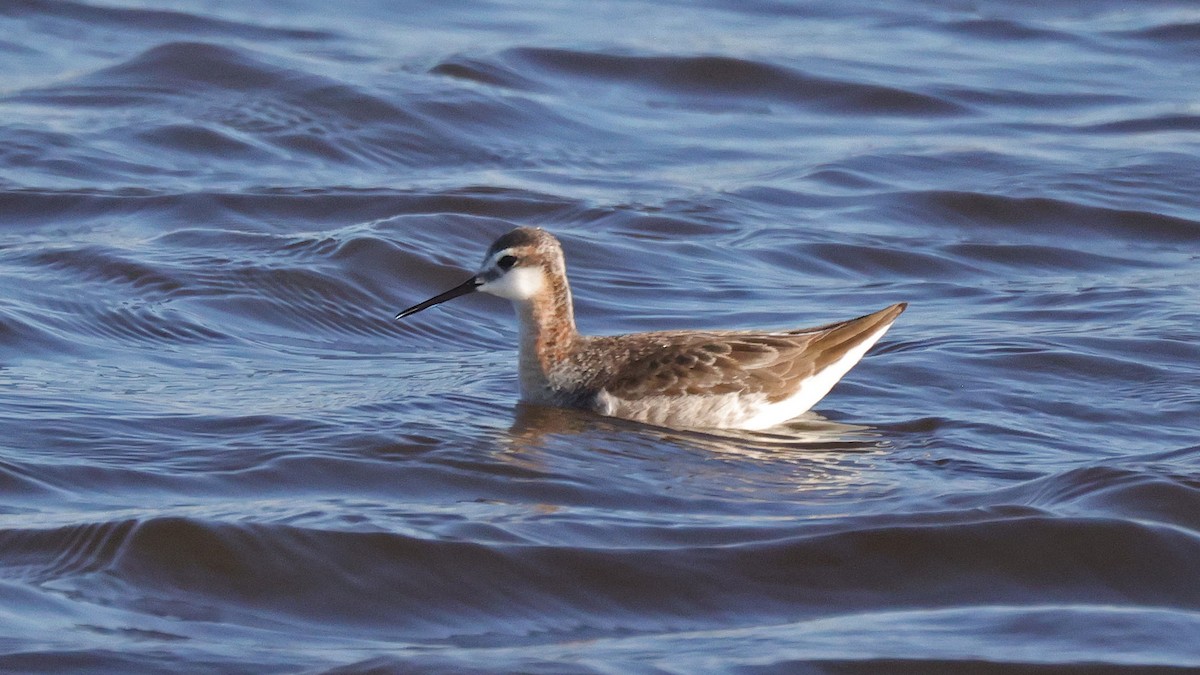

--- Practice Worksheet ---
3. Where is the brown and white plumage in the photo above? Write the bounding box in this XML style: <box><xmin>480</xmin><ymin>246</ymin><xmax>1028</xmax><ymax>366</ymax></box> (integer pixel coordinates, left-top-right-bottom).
<box><xmin>396</xmin><ymin>227</ymin><xmax>906</xmax><ymax>430</ymax></box>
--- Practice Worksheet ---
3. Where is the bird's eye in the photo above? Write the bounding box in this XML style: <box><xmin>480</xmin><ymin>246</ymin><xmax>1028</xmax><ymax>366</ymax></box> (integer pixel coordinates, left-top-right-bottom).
<box><xmin>497</xmin><ymin>255</ymin><xmax>517</xmax><ymax>270</ymax></box>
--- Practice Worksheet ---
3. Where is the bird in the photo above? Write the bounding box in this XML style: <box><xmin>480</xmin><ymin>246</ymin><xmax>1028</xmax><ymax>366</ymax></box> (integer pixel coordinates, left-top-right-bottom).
<box><xmin>396</xmin><ymin>227</ymin><xmax>905</xmax><ymax>430</ymax></box>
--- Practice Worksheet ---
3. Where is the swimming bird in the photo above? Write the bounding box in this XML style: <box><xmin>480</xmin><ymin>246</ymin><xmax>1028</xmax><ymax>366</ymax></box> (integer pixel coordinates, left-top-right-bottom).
<box><xmin>396</xmin><ymin>227</ymin><xmax>905</xmax><ymax>430</ymax></box>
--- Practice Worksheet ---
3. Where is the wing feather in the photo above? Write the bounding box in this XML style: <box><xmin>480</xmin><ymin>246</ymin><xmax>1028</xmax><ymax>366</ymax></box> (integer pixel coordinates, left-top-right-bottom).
<box><xmin>588</xmin><ymin>303</ymin><xmax>906</xmax><ymax>403</ymax></box>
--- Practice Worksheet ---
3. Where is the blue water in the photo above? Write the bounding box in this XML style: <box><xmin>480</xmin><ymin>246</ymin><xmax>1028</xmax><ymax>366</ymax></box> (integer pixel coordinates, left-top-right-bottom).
<box><xmin>1</xmin><ymin>1</ymin><xmax>1199</xmax><ymax>672</ymax></box>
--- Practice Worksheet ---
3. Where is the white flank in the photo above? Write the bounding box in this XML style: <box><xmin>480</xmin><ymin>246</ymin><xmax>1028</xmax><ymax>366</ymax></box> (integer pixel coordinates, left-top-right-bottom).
<box><xmin>596</xmin><ymin>390</ymin><xmax>771</xmax><ymax>430</ymax></box>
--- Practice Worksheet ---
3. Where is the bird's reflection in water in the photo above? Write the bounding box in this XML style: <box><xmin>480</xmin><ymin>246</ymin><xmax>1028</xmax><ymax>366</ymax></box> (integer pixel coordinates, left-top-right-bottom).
<box><xmin>499</xmin><ymin>403</ymin><xmax>894</xmax><ymax>499</ymax></box>
<box><xmin>508</xmin><ymin>403</ymin><xmax>883</xmax><ymax>453</ymax></box>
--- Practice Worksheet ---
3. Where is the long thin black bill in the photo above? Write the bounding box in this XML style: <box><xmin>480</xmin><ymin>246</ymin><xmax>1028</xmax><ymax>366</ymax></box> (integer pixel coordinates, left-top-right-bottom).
<box><xmin>395</xmin><ymin>276</ymin><xmax>480</xmax><ymax>320</ymax></box>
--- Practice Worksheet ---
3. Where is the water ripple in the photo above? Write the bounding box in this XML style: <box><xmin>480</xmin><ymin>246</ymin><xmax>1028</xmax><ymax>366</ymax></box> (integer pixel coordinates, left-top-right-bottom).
<box><xmin>1</xmin><ymin>0</ymin><xmax>1199</xmax><ymax>670</ymax></box>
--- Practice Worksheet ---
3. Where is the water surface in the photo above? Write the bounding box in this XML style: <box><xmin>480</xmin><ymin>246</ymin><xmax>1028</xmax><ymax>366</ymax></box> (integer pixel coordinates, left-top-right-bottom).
<box><xmin>1</xmin><ymin>1</ymin><xmax>1199</xmax><ymax>672</ymax></box>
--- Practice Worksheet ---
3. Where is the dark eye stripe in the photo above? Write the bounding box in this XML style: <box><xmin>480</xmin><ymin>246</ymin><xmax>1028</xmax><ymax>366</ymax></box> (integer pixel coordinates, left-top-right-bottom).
<box><xmin>497</xmin><ymin>255</ymin><xmax>517</xmax><ymax>270</ymax></box>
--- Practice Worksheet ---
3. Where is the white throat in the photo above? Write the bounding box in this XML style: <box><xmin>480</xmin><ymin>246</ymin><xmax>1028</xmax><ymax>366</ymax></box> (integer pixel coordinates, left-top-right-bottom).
<box><xmin>478</xmin><ymin>266</ymin><xmax>544</xmax><ymax>301</ymax></box>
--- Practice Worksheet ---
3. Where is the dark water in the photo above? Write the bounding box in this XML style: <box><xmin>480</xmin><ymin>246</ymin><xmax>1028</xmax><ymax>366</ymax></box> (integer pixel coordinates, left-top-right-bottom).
<box><xmin>2</xmin><ymin>0</ymin><xmax>1199</xmax><ymax>672</ymax></box>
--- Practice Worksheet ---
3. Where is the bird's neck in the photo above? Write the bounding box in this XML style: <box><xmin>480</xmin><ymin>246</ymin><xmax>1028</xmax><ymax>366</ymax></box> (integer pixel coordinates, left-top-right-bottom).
<box><xmin>513</xmin><ymin>273</ymin><xmax>578</xmax><ymax>399</ymax></box>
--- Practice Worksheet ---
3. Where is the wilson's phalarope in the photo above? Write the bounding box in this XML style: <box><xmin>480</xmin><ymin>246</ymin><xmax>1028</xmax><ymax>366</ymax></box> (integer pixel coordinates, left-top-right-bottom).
<box><xmin>397</xmin><ymin>227</ymin><xmax>906</xmax><ymax>430</ymax></box>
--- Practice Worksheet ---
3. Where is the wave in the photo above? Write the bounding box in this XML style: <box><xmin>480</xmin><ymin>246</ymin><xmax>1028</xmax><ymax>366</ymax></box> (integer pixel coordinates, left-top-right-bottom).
<box><xmin>7</xmin><ymin>0</ymin><xmax>333</xmax><ymax>41</ymax></box>
<box><xmin>1084</xmin><ymin>114</ymin><xmax>1200</xmax><ymax>134</ymax></box>
<box><xmin>902</xmin><ymin>190</ymin><xmax>1200</xmax><ymax>244</ymax></box>
<box><xmin>951</xmin><ymin>463</ymin><xmax>1200</xmax><ymax>532</ymax></box>
<box><xmin>9</xmin><ymin>42</ymin><xmax>485</xmax><ymax>173</ymax></box>
<box><xmin>2</xmin><ymin>509</ymin><xmax>1196</xmax><ymax>639</ymax></box>
<box><xmin>435</xmin><ymin>48</ymin><xmax>969</xmax><ymax>116</ymax></box>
